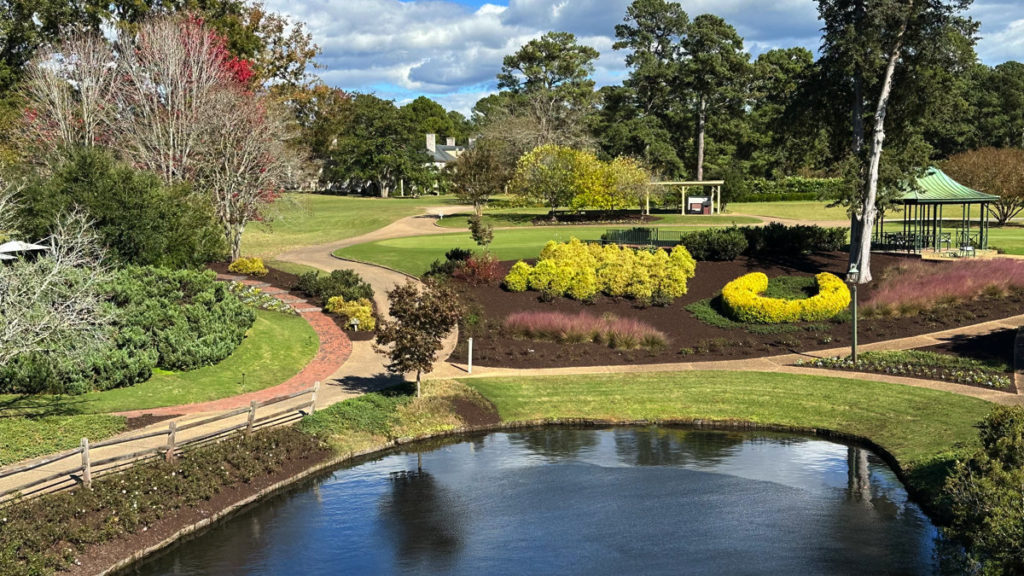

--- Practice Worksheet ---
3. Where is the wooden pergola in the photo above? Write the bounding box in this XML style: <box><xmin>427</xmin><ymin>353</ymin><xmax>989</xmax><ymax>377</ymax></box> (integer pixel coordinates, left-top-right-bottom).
<box><xmin>649</xmin><ymin>181</ymin><xmax>725</xmax><ymax>215</ymax></box>
<box><xmin>873</xmin><ymin>167</ymin><xmax>999</xmax><ymax>253</ymax></box>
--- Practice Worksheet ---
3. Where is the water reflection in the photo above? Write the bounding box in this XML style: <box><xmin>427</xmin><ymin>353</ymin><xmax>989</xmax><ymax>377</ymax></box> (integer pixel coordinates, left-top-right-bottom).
<box><xmin>130</xmin><ymin>428</ymin><xmax>939</xmax><ymax>576</ymax></box>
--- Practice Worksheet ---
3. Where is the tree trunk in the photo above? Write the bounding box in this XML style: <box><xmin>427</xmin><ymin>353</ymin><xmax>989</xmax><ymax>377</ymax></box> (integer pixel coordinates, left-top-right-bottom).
<box><xmin>416</xmin><ymin>370</ymin><xmax>421</xmax><ymax>398</ymax></box>
<box><xmin>379</xmin><ymin>179</ymin><xmax>390</xmax><ymax>198</ymax></box>
<box><xmin>474</xmin><ymin>202</ymin><xmax>484</xmax><ymax>218</ymax></box>
<box><xmin>852</xmin><ymin>1</ymin><xmax>912</xmax><ymax>285</ymax></box>
<box><xmin>851</xmin><ymin>0</ymin><xmax>866</xmax><ymax>155</ymax></box>
<box><xmin>696</xmin><ymin>94</ymin><xmax>707</xmax><ymax>181</ymax></box>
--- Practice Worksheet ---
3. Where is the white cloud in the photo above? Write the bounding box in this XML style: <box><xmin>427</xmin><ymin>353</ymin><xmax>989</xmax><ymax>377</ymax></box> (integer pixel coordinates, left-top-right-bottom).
<box><xmin>265</xmin><ymin>0</ymin><xmax>1024</xmax><ymax>115</ymax></box>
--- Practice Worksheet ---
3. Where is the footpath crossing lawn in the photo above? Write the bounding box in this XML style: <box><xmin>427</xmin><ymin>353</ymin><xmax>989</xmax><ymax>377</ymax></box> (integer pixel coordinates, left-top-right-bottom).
<box><xmin>242</xmin><ymin>193</ymin><xmax>462</xmax><ymax>259</ymax></box>
<box><xmin>335</xmin><ymin>226</ymin><xmax>715</xmax><ymax>275</ymax></box>
<box><xmin>727</xmin><ymin>201</ymin><xmax>851</xmax><ymax>221</ymax></box>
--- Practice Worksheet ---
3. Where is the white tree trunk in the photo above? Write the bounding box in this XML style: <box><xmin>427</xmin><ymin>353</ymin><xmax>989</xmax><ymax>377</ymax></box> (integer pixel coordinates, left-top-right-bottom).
<box><xmin>852</xmin><ymin>2</ymin><xmax>912</xmax><ymax>284</ymax></box>
<box><xmin>696</xmin><ymin>94</ymin><xmax>706</xmax><ymax>181</ymax></box>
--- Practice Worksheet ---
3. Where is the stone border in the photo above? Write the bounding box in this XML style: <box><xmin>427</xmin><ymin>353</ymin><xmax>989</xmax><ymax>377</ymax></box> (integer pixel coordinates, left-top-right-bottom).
<box><xmin>98</xmin><ymin>417</ymin><xmax>922</xmax><ymax>576</ymax></box>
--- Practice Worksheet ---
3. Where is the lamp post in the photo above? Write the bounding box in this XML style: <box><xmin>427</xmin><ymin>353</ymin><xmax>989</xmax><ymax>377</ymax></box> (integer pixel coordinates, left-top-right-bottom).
<box><xmin>350</xmin><ymin>317</ymin><xmax>360</xmax><ymax>331</ymax></box>
<box><xmin>847</xmin><ymin>263</ymin><xmax>859</xmax><ymax>364</ymax></box>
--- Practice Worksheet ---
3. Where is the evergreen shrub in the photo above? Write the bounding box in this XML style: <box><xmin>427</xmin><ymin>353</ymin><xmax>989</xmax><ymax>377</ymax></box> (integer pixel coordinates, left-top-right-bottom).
<box><xmin>228</xmin><ymin>257</ymin><xmax>268</xmax><ymax>277</ymax></box>
<box><xmin>325</xmin><ymin>297</ymin><xmax>376</xmax><ymax>331</ymax></box>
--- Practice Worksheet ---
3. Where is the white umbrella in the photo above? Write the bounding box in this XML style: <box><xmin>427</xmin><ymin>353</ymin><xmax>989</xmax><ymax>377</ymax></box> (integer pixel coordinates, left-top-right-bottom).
<box><xmin>0</xmin><ymin>240</ymin><xmax>49</xmax><ymax>254</ymax></box>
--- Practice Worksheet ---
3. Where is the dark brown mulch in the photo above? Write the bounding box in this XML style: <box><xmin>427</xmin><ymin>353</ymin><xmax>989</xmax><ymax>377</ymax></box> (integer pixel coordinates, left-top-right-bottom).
<box><xmin>124</xmin><ymin>414</ymin><xmax>178</xmax><ymax>431</ymax></box>
<box><xmin>66</xmin><ymin>445</ymin><xmax>331</xmax><ymax>576</ymax></box>
<box><xmin>205</xmin><ymin>261</ymin><xmax>301</xmax><ymax>291</ymax></box>
<box><xmin>915</xmin><ymin>327</ymin><xmax>1017</xmax><ymax>372</ymax></box>
<box><xmin>451</xmin><ymin>396</ymin><xmax>500</xmax><ymax>427</ymax></box>
<box><xmin>449</xmin><ymin>252</ymin><xmax>1024</xmax><ymax>369</ymax></box>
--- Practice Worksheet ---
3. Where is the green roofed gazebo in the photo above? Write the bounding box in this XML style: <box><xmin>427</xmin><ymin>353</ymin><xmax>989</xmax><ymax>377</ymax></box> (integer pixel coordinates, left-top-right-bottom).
<box><xmin>873</xmin><ymin>167</ymin><xmax>999</xmax><ymax>253</ymax></box>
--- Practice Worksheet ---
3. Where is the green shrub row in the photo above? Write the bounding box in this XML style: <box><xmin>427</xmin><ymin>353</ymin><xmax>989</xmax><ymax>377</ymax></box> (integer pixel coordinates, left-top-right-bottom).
<box><xmin>296</xmin><ymin>269</ymin><xmax>374</xmax><ymax>305</ymax></box>
<box><xmin>0</xmin><ymin>267</ymin><xmax>256</xmax><ymax>395</ymax></box>
<box><xmin>721</xmin><ymin>272</ymin><xmax>851</xmax><ymax>324</ymax></box>
<box><xmin>504</xmin><ymin>238</ymin><xmax>697</xmax><ymax>304</ymax></box>
<box><xmin>677</xmin><ymin>228</ymin><xmax>748</xmax><ymax>261</ymax></box>
<box><xmin>731</xmin><ymin>177</ymin><xmax>847</xmax><ymax>203</ymax></box>
<box><xmin>742</xmin><ymin>223</ymin><xmax>847</xmax><ymax>256</ymax></box>
<box><xmin>0</xmin><ymin>427</ymin><xmax>325</xmax><ymax>576</ymax></box>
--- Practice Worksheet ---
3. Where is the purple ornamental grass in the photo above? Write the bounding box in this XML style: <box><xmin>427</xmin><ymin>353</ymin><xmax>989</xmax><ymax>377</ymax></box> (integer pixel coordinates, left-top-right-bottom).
<box><xmin>504</xmin><ymin>310</ymin><xmax>666</xmax><ymax>349</ymax></box>
<box><xmin>864</xmin><ymin>259</ymin><xmax>1024</xmax><ymax>312</ymax></box>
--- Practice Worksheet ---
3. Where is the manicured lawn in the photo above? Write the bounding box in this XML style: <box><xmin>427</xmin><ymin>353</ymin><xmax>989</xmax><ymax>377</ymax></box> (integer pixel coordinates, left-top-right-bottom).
<box><xmin>464</xmin><ymin>370</ymin><xmax>990</xmax><ymax>467</ymax></box>
<box><xmin>434</xmin><ymin>208</ymin><xmax>760</xmax><ymax>229</ymax></box>
<box><xmin>728</xmin><ymin>201</ymin><xmax>851</xmax><ymax>221</ymax></box>
<box><xmin>242</xmin><ymin>193</ymin><xmax>461</xmax><ymax>258</ymax></box>
<box><xmin>0</xmin><ymin>414</ymin><xmax>126</xmax><ymax>466</ymax></box>
<box><xmin>0</xmin><ymin>310</ymin><xmax>318</xmax><ymax>417</ymax></box>
<box><xmin>334</xmin><ymin>226</ymin><xmax>714</xmax><ymax>276</ymax></box>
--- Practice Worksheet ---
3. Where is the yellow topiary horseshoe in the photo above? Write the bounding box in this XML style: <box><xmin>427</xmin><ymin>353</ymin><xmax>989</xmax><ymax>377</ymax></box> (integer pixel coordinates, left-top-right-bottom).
<box><xmin>721</xmin><ymin>272</ymin><xmax>851</xmax><ymax>324</ymax></box>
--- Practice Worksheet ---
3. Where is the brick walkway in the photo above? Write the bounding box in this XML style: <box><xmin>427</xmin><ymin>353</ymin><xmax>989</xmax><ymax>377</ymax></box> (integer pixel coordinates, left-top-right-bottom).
<box><xmin>116</xmin><ymin>276</ymin><xmax>352</xmax><ymax>418</ymax></box>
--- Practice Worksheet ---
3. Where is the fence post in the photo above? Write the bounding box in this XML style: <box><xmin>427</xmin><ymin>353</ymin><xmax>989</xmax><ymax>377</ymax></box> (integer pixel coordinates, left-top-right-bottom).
<box><xmin>468</xmin><ymin>337</ymin><xmax>473</xmax><ymax>374</ymax></box>
<box><xmin>246</xmin><ymin>400</ymin><xmax>257</xmax><ymax>435</ymax></box>
<box><xmin>81</xmin><ymin>438</ymin><xmax>92</xmax><ymax>489</ymax></box>
<box><xmin>309</xmin><ymin>381</ymin><xmax>320</xmax><ymax>414</ymax></box>
<box><xmin>165</xmin><ymin>421</ymin><xmax>177</xmax><ymax>461</ymax></box>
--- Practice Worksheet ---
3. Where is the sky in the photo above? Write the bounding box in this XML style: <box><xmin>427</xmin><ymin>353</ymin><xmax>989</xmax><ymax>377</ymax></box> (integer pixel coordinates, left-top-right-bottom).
<box><xmin>264</xmin><ymin>0</ymin><xmax>1024</xmax><ymax>114</ymax></box>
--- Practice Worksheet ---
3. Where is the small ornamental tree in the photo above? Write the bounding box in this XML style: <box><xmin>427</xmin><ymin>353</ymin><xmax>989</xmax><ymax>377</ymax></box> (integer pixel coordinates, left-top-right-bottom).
<box><xmin>374</xmin><ymin>280</ymin><xmax>462</xmax><ymax>397</ymax></box>
<box><xmin>943</xmin><ymin>148</ymin><xmax>1024</xmax><ymax>226</ymax></box>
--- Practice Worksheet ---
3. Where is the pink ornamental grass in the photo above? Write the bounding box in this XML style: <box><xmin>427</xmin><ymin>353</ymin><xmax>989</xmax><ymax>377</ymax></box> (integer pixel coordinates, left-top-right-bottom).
<box><xmin>504</xmin><ymin>310</ymin><xmax>667</xmax><ymax>350</ymax></box>
<box><xmin>863</xmin><ymin>259</ymin><xmax>1024</xmax><ymax>313</ymax></box>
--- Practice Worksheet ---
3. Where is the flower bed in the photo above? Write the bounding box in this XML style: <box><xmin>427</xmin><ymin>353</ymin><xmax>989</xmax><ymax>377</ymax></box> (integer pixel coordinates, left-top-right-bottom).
<box><xmin>721</xmin><ymin>272</ymin><xmax>850</xmax><ymax>323</ymax></box>
<box><xmin>797</xmin><ymin>350</ymin><xmax>1013</xmax><ymax>390</ymax></box>
<box><xmin>504</xmin><ymin>310</ymin><xmax>667</xmax><ymax>350</ymax></box>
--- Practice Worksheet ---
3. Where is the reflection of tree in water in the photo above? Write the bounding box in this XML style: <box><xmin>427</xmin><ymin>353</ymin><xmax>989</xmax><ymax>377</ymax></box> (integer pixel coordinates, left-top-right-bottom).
<box><xmin>378</xmin><ymin>456</ymin><xmax>463</xmax><ymax>572</ymax></box>
<box><xmin>845</xmin><ymin>446</ymin><xmax>900</xmax><ymax>518</ymax></box>
<box><xmin>508</xmin><ymin>428</ymin><xmax>600</xmax><ymax>460</ymax></box>
<box><xmin>614</xmin><ymin>428</ymin><xmax>746</xmax><ymax>466</ymax></box>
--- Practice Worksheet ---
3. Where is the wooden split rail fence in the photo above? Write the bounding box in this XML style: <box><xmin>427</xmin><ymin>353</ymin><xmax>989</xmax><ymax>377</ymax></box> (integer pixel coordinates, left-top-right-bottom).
<box><xmin>0</xmin><ymin>382</ymin><xmax>320</xmax><ymax>506</ymax></box>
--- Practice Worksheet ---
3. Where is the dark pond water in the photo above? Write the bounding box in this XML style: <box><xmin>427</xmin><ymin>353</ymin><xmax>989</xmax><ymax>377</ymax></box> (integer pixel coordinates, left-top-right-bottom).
<box><xmin>130</xmin><ymin>428</ymin><xmax>938</xmax><ymax>575</ymax></box>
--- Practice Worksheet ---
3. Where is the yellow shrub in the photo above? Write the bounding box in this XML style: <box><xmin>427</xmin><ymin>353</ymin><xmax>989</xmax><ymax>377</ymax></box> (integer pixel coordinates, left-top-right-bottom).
<box><xmin>504</xmin><ymin>261</ymin><xmax>533</xmax><ymax>292</ymax></box>
<box><xmin>502</xmin><ymin>238</ymin><xmax>696</xmax><ymax>302</ymax></box>
<box><xmin>721</xmin><ymin>272</ymin><xmax>850</xmax><ymax>324</ymax></box>
<box><xmin>228</xmin><ymin>256</ymin><xmax>268</xmax><ymax>277</ymax></box>
<box><xmin>325</xmin><ymin>296</ymin><xmax>376</xmax><ymax>331</ymax></box>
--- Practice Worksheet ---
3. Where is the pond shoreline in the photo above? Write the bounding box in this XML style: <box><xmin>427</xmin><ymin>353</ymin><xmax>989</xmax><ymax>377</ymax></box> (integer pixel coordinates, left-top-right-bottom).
<box><xmin>91</xmin><ymin>417</ymin><xmax>932</xmax><ymax>576</ymax></box>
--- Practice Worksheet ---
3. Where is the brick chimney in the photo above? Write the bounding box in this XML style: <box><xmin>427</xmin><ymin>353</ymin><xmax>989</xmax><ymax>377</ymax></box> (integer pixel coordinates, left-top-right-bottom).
<box><xmin>425</xmin><ymin>133</ymin><xmax>436</xmax><ymax>153</ymax></box>
<box><xmin>446</xmin><ymin>136</ymin><xmax>455</xmax><ymax>146</ymax></box>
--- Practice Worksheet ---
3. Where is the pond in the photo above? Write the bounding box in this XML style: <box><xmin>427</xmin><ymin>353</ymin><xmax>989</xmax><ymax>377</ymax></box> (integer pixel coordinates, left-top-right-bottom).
<box><xmin>129</xmin><ymin>427</ymin><xmax>938</xmax><ymax>575</ymax></box>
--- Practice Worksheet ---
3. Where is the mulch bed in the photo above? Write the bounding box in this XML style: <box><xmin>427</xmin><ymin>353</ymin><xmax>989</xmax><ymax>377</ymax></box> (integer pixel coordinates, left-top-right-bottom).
<box><xmin>915</xmin><ymin>327</ymin><xmax>1017</xmax><ymax>371</ymax></box>
<box><xmin>450</xmin><ymin>252</ymin><xmax>1024</xmax><ymax>369</ymax></box>
<box><xmin>124</xmin><ymin>414</ymin><xmax>177</xmax><ymax>431</ymax></box>
<box><xmin>205</xmin><ymin>261</ymin><xmax>301</xmax><ymax>290</ymax></box>
<box><xmin>66</xmin><ymin>445</ymin><xmax>331</xmax><ymax>576</ymax></box>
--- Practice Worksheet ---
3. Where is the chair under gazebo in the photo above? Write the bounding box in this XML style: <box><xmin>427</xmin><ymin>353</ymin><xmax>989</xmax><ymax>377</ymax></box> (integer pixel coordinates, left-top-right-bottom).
<box><xmin>873</xmin><ymin>167</ymin><xmax>998</xmax><ymax>256</ymax></box>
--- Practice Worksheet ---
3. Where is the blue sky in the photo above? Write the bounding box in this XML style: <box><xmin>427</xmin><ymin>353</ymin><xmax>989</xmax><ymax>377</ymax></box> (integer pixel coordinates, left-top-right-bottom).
<box><xmin>267</xmin><ymin>0</ymin><xmax>1024</xmax><ymax>114</ymax></box>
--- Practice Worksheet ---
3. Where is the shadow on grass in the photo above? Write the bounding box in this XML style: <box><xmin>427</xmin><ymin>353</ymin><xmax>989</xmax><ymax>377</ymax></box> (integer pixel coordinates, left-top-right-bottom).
<box><xmin>0</xmin><ymin>394</ymin><xmax>91</xmax><ymax>418</ymax></box>
<box><xmin>328</xmin><ymin>373</ymin><xmax>409</xmax><ymax>396</ymax></box>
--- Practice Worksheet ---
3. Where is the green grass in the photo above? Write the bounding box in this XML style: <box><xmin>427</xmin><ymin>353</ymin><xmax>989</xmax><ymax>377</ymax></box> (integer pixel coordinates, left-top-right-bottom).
<box><xmin>728</xmin><ymin>201</ymin><xmax>851</xmax><ymax>221</ymax></box>
<box><xmin>464</xmin><ymin>370</ymin><xmax>990</xmax><ymax>467</ymax></box>
<box><xmin>877</xmin><ymin>221</ymin><xmax>1024</xmax><ymax>255</ymax></box>
<box><xmin>0</xmin><ymin>310</ymin><xmax>318</xmax><ymax>417</ymax></box>
<box><xmin>334</xmin><ymin>226</ymin><xmax>714</xmax><ymax>276</ymax></box>
<box><xmin>241</xmin><ymin>193</ymin><xmax>462</xmax><ymax>258</ymax></box>
<box><xmin>434</xmin><ymin>208</ymin><xmax>760</xmax><ymax>229</ymax></box>
<box><xmin>0</xmin><ymin>414</ymin><xmax>126</xmax><ymax>466</ymax></box>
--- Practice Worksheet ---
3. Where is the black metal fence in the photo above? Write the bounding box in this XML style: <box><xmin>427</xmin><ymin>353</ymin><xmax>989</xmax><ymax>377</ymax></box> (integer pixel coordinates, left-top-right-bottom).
<box><xmin>601</xmin><ymin>227</ymin><xmax>685</xmax><ymax>248</ymax></box>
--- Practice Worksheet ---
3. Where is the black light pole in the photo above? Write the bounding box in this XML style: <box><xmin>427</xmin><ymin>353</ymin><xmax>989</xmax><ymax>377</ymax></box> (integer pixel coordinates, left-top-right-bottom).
<box><xmin>847</xmin><ymin>263</ymin><xmax>858</xmax><ymax>364</ymax></box>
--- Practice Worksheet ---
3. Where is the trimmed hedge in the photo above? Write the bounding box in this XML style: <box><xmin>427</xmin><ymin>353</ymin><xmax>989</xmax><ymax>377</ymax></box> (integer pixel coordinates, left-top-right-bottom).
<box><xmin>742</xmin><ymin>223</ymin><xmax>847</xmax><ymax>256</ymax></box>
<box><xmin>677</xmin><ymin>227</ymin><xmax>748</xmax><ymax>261</ymax></box>
<box><xmin>721</xmin><ymin>272</ymin><xmax>851</xmax><ymax>324</ymax></box>
<box><xmin>732</xmin><ymin>177</ymin><xmax>847</xmax><ymax>203</ymax></box>
<box><xmin>504</xmin><ymin>238</ymin><xmax>696</xmax><ymax>303</ymax></box>
<box><xmin>325</xmin><ymin>296</ymin><xmax>376</xmax><ymax>331</ymax></box>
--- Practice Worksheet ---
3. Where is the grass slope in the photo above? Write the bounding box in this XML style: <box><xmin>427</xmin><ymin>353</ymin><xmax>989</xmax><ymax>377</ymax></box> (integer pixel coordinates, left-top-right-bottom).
<box><xmin>0</xmin><ymin>415</ymin><xmax>125</xmax><ymax>467</ymax></box>
<box><xmin>464</xmin><ymin>371</ymin><xmax>990</xmax><ymax>467</ymax></box>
